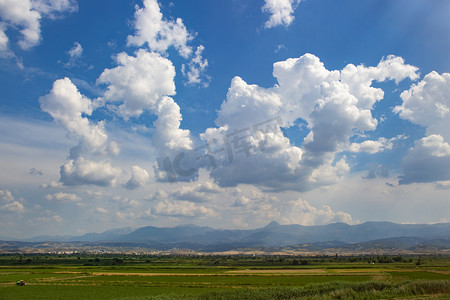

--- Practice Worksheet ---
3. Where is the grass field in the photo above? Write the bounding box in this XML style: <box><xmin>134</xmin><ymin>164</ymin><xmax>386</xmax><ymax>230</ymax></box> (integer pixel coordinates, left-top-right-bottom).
<box><xmin>1</xmin><ymin>255</ymin><xmax>450</xmax><ymax>299</ymax></box>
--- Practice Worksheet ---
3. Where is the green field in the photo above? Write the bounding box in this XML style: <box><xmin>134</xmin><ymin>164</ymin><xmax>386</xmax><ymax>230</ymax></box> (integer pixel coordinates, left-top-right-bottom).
<box><xmin>1</xmin><ymin>255</ymin><xmax>450</xmax><ymax>299</ymax></box>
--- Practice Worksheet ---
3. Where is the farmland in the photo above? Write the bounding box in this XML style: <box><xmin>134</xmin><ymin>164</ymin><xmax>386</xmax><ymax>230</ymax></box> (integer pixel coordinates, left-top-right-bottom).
<box><xmin>0</xmin><ymin>254</ymin><xmax>450</xmax><ymax>299</ymax></box>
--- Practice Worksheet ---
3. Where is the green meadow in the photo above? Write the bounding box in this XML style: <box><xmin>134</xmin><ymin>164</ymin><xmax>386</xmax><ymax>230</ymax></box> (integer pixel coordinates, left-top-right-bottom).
<box><xmin>1</xmin><ymin>255</ymin><xmax>450</xmax><ymax>299</ymax></box>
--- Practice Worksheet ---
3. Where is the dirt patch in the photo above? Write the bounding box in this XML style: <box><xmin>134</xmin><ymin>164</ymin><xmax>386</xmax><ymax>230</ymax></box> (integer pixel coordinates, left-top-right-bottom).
<box><xmin>226</xmin><ymin>269</ymin><xmax>327</xmax><ymax>274</ymax></box>
<box><xmin>331</xmin><ymin>269</ymin><xmax>390</xmax><ymax>273</ymax></box>
<box><xmin>92</xmin><ymin>272</ymin><xmax>218</xmax><ymax>277</ymax></box>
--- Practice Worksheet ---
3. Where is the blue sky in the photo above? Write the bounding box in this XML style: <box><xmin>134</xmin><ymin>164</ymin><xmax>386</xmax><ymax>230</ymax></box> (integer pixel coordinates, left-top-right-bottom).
<box><xmin>0</xmin><ymin>0</ymin><xmax>449</xmax><ymax>238</ymax></box>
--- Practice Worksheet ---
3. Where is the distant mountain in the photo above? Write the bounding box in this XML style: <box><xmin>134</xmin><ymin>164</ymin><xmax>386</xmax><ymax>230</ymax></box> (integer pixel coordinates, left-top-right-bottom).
<box><xmin>15</xmin><ymin>221</ymin><xmax>450</xmax><ymax>252</ymax></box>
<box><xmin>106</xmin><ymin>221</ymin><xmax>450</xmax><ymax>250</ymax></box>
<box><xmin>70</xmin><ymin>227</ymin><xmax>135</xmax><ymax>242</ymax></box>
<box><xmin>22</xmin><ymin>235</ymin><xmax>76</xmax><ymax>242</ymax></box>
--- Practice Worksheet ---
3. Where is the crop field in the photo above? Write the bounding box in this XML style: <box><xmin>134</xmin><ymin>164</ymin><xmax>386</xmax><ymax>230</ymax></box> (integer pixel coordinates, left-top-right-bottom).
<box><xmin>0</xmin><ymin>255</ymin><xmax>450</xmax><ymax>299</ymax></box>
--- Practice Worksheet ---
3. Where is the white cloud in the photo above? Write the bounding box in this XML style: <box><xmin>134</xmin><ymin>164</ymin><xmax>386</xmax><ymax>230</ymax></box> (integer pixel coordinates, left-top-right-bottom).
<box><xmin>0</xmin><ymin>201</ymin><xmax>25</xmax><ymax>213</ymax></box>
<box><xmin>394</xmin><ymin>71</ymin><xmax>450</xmax><ymax>184</ymax></box>
<box><xmin>41</xmin><ymin>181</ymin><xmax>64</xmax><ymax>189</ymax></box>
<box><xmin>348</xmin><ymin>135</ymin><xmax>406</xmax><ymax>154</ymax></box>
<box><xmin>64</xmin><ymin>41</ymin><xmax>83</xmax><ymax>67</ymax></box>
<box><xmin>215</xmin><ymin>76</ymin><xmax>283</xmax><ymax>129</ymax></box>
<box><xmin>68</xmin><ymin>42</ymin><xmax>82</xmax><ymax>58</ymax></box>
<box><xmin>232</xmin><ymin>196</ymin><xmax>251</xmax><ymax>207</ymax></box>
<box><xmin>282</xmin><ymin>198</ymin><xmax>355</xmax><ymax>226</ymax></box>
<box><xmin>400</xmin><ymin>134</ymin><xmax>450</xmax><ymax>184</ymax></box>
<box><xmin>0</xmin><ymin>0</ymin><xmax>40</xmax><ymax>49</ymax></box>
<box><xmin>200</xmin><ymin>53</ymin><xmax>417</xmax><ymax>191</ymax></box>
<box><xmin>97</xmin><ymin>49</ymin><xmax>176</xmax><ymax>119</ymax></box>
<box><xmin>115</xmin><ymin>211</ymin><xmax>135</xmax><ymax>220</ymax></box>
<box><xmin>182</xmin><ymin>45</ymin><xmax>209</xmax><ymax>86</ymax></box>
<box><xmin>126</xmin><ymin>0</ymin><xmax>208</xmax><ymax>85</ymax></box>
<box><xmin>341</xmin><ymin>55</ymin><xmax>419</xmax><ymax>109</ymax></box>
<box><xmin>30</xmin><ymin>0</ymin><xmax>77</xmax><ymax>18</ymax></box>
<box><xmin>152</xmin><ymin>199</ymin><xmax>216</xmax><ymax>218</ymax></box>
<box><xmin>0</xmin><ymin>0</ymin><xmax>77</xmax><ymax>51</ymax></box>
<box><xmin>395</xmin><ymin>71</ymin><xmax>450</xmax><ymax>140</ymax></box>
<box><xmin>420</xmin><ymin>135</ymin><xmax>450</xmax><ymax>157</ymax></box>
<box><xmin>349</xmin><ymin>138</ymin><xmax>392</xmax><ymax>154</ymax></box>
<box><xmin>262</xmin><ymin>0</ymin><xmax>301</xmax><ymax>28</ymax></box>
<box><xmin>0</xmin><ymin>190</ymin><xmax>24</xmax><ymax>213</ymax></box>
<box><xmin>204</xmin><ymin>128</ymin><xmax>306</xmax><ymax>190</ymax></box>
<box><xmin>127</xmin><ymin>0</ymin><xmax>192</xmax><ymax>58</ymax></box>
<box><xmin>0</xmin><ymin>189</ymin><xmax>14</xmax><ymax>202</ymax></box>
<box><xmin>273</xmin><ymin>54</ymin><xmax>418</xmax><ymax>125</ymax></box>
<box><xmin>45</xmin><ymin>192</ymin><xmax>81</xmax><ymax>202</ymax></box>
<box><xmin>0</xmin><ymin>22</ymin><xmax>10</xmax><ymax>54</ymax></box>
<box><xmin>28</xmin><ymin>213</ymin><xmax>63</xmax><ymax>224</ymax></box>
<box><xmin>435</xmin><ymin>180</ymin><xmax>450</xmax><ymax>190</ymax></box>
<box><xmin>60</xmin><ymin>158</ymin><xmax>121</xmax><ymax>187</ymax></box>
<box><xmin>39</xmin><ymin>78</ymin><xmax>122</xmax><ymax>187</ymax></box>
<box><xmin>95</xmin><ymin>207</ymin><xmax>108</xmax><ymax>214</ymax></box>
<box><xmin>96</xmin><ymin>49</ymin><xmax>193</xmax><ymax>179</ymax></box>
<box><xmin>171</xmin><ymin>181</ymin><xmax>221</xmax><ymax>203</ymax></box>
<box><xmin>125</xmin><ymin>165</ymin><xmax>149</xmax><ymax>189</ymax></box>
<box><xmin>152</xmin><ymin>96</ymin><xmax>193</xmax><ymax>152</ymax></box>
<box><xmin>308</xmin><ymin>157</ymin><xmax>350</xmax><ymax>188</ymax></box>
<box><xmin>39</xmin><ymin>77</ymin><xmax>115</xmax><ymax>158</ymax></box>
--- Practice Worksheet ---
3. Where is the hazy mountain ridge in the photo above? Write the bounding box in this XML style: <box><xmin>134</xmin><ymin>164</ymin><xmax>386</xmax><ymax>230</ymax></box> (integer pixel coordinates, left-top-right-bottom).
<box><xmin>4</xmin><ymin>221</ymin><xmax>450</xmax><ymax>252</ymax></box>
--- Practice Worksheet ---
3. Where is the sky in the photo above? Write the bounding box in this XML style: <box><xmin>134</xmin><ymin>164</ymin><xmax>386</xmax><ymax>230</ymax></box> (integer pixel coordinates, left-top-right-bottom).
<box><xmin>0</xmin><ymin>0</ymin><xmax>449</xmax><ymax>238</ymax></box>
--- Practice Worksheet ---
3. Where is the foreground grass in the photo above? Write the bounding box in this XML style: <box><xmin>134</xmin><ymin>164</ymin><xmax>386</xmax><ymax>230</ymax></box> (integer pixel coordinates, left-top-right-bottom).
<box><xmin>1</xmin><ymin>255</ymin><xmax>450</xmax><ymax>299</ymax></box>
<box><xmin>3</xmin><ymin>280</ymin><xmax>449</xmax><ymax>299</ymax></box>
<box><xmin>188</xmin><ymin>280</ymin><xmax>450</xmax><ymax>300</ymax></box>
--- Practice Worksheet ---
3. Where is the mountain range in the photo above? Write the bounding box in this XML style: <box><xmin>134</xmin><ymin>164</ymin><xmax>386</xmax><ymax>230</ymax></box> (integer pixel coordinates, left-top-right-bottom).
<box><xmin>4</xmin><ymin>221</ymin><xmax>450</xmax><ymax>252</ymax></box>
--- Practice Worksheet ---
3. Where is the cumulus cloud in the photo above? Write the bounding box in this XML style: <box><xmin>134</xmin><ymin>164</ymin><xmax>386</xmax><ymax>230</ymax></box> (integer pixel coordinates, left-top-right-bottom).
<box><xmin>0</xmin><ymin>201</ymin><xmax>25</xmax><ymax>213</ymax></box>
<box><xmin>60</xmin><ymin>158</ymin><xmax>121</xmax><ymax>187</ymax></box>
<box><xmin>340</xmin><ymin>55</ymin><xmax>419</xmax><ymax>109</ymax></box>
<box><xmin>198</xmin><ymin>53</ymin><xmax>417</xmax><ymax>191</ymax></box>
<box><xmin>68</xmin><ymin>41</ymin><xmax>82</xmax><ymax>58</ymax></box>
<box><xmin>95</xmin><ymin>207</ymin><xmax>108</xmax><ymax>214</ymax></box>
<box><xmin>395</xmin><ymin>71</ymin><xmax>450</xmax><ymax>140</ymax></box>
<box><xmin>262</xmin><ymin>0</ymin><xmax>301</xmax><ymax>28</ymax></box>
<box><xmin>394</xmin><ymin>71</ymin><xmax>450</xmax><ymax>184</ymax></box>
<box><xmin>64</xmin><ymin>41</ymin><xmax>83</xmax><ymax>67</ymax></box>
<box><xmin>171</xmin><ymin>181</ymin><xmax>221</xmax><ymax>203</ymax></box>
<box><xmin>0</xmin><ymin>189</ymin><xmax>25</xmax><ymax>213</ymax></box>
<box><xmin>348</xmin><ymin>135</ymin><xmax>406</xmax><ymax>154</ymax></box>
<box><xmin>400</xmin><ymin>134</ymin><xmax>450</xmax><ymax>184</ymax></box>
<box><xmin>152</xmin><ymin>96</ymin><xmax>193</xmax><ymax>152</ymax></box>
<box><xmin>182</xmin><ymin>45</ymin><xmax>209</xmax><ymax>86</ymax></box>
<box><xmin>41</xmin><ymin>50</ymin><xmax>191</xmax><ymax>186</ymax></box>
<box><xmin>39</xmin><ymin>77</ymin><xmax>115</xmax><ymax>158</ymax></box>
<box><xmin>232</xmin><ymin>196</ymin><xmax>251</xmax><ymax>207</ymax></box>
<box><xmin>125</xmin><ymin>165</ymin><xmax>149</xmax><ymax>189</ymax></box>
<box><xmin>0</xmin><ymin>0</ymin><xmax>77</xmax><ymax>51</ymax></box>
<box><xmin>97</xmin><ymin>49</ymin><xmax>176</xmax><ymax>119</ymax></box>
<box><xmin>222</xmin><ymin>187</ymin><xmax>356</xmax><ymax>226</ymax></box>
<box><xmin>28</xmin><ymin>213</ymin><xmax>63</xmax><ymax>224</ymax></box>
<box><xmin>0</xmin><ymin>189</ymin><xmax>14</xmax><ymax>202</ymax></box>
<box><xmin>39</xmin><ymin>78</ymin><xmax>122</xmax><ymax>187</ymax></box>
<box><xmin>0</xmin><ymin>23</ymin><xmax>10</xmax><ymax>55</ymax></box>
<box><xmin>282</xmin><ymin>198</ymin><xmax>355</xmax><ymax>226</ymax></box>
<box><xmin>40</xmin><ymin>181</ymin><xmax>64</xmax><ymax>189</ymax></box>
<box><xmin>152</xmin><ymin>199</ymin><xmax>216</xmax><ymax>218</ymax></box>
<box><xmin>97</xmin><ymin>48</ymin><xmax>193</xmax><ymax>167</ymax></box>
<box><xmin>435</xmin><ymin>181</ymin><xmax>450</xmax><ymax>190</ymax></box>
<box><xmin>45</xmin><ymin>192</ymin><xmax>81</xmax><ymax>202</ymax></box>
<box><xmin>215</xmin><ymin>76</ymin><xmax>283</xmax><ymax>129</ymax></box>
<box><xmin>127</xmin><ymin>0</ymin><xmax>192</xmax><ymax>57</ymax></box>
<box><xmin>30</xmin><ymin>0</ymin><xmax>77</xmax><ymax>18</ymax></box>
<box><xmin>127</xmin><ymin>0</ymin><xmax>208</xmax><ymax>85</ymax></box>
